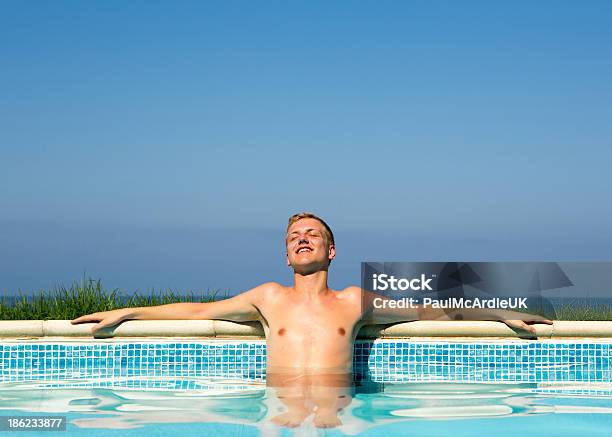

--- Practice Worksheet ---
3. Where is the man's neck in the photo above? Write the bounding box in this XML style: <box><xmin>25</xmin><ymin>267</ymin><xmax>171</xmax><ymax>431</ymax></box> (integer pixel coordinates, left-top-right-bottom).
<box><xmin>293</xmin><ymin>270</ymin><xmax>330</xmax><ymax>297</ymax></box>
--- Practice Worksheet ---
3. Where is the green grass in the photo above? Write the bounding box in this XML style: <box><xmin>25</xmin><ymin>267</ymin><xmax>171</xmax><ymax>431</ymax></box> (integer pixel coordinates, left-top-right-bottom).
<box><xmin>1</xmin><ymin>278</ymin><xmax>610</xmax><ymax>321</ymax></box>
<box><xmin>0</xmin><ymin>278</ymin><xmax>225</xmax><ymax>321</ymax></box>
<box><xmin>520</xmin><ymin>300</ymin><xmax>612</xmax><ymax>321</ymax></box>
<box><xmin>552</xmin><ymin>303</ymin><xmax>612</xmax><ymax>321</ymax></box>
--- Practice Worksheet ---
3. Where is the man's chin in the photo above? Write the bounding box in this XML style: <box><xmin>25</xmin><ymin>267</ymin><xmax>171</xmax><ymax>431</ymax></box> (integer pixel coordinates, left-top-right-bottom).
<box><xmin>291</xmin><ymin>262</ymin><xmax>328</xmax><ymax>276</ymax></box>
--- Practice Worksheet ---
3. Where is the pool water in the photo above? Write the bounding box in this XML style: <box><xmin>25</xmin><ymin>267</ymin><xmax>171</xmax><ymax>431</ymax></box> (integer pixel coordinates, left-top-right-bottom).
<box><xmin>1</xmin><ymin>339</ymin><xmax>611</xmax><ymax>435</ymax></box>
<box><xmin>0</xmin><ymin>378</ymin><xmax>611</xmax><ymax>436</ymax></box>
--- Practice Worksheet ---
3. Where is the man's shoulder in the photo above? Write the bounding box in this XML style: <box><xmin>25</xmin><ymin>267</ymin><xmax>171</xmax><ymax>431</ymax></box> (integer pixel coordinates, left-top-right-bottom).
<box><xmin>236</xmin><ymin>282</ymin><xmax>287</xmax><ymax>305</ymax></box>
<box><xmin>336</xmin><ymin>285</ymin><xmax>364</xmax><ymax>299</ymax></box>
<box><xmin>248</xmin><ymin>282</ymin><xmax>287</xmax><ymax>296</ymax></box>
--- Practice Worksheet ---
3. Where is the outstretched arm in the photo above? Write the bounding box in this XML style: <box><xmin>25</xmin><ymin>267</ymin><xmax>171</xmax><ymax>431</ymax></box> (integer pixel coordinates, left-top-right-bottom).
<box><xmin>71</xmin><ymin>282</ymin><xmax>275</xmax><ymax>335</ymax></box>
<box><xmin>358</xmin><ymin>288</ymin><xmax>553</xmax><ymax>334</ymax></box>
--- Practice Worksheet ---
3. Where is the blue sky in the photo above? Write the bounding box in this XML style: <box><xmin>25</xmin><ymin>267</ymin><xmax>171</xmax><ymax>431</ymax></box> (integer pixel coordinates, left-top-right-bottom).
<box><xmin>1</xmin><ymin>1</ymin><xmax>611</xmax><ymax>294</ymax></box>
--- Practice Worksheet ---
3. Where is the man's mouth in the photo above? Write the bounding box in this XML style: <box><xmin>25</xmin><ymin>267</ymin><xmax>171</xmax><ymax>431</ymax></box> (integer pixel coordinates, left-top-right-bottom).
<box><xmin>296</xmin><ymin>246</ymin><xmax>313</xmax><ymax>254</ymax></box>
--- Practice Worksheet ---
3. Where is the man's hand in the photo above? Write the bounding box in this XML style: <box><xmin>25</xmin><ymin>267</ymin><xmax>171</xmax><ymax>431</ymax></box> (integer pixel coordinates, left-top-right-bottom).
<box><xmin>71</xmin><ymin>308</ymin><xmax>133</xmax><ymax>335</ymax></box>
<box><xmin>503</xmin><ymin>318</ymin><xmax>553</xmax><ymax>335</ymax></box>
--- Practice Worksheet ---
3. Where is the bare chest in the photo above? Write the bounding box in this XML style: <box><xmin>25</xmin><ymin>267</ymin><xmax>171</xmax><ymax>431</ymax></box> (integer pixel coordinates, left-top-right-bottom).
<box><xmin>260</xmin><ymin>296</ymin><xmax>359</xmax><ymax>340</ymax></box>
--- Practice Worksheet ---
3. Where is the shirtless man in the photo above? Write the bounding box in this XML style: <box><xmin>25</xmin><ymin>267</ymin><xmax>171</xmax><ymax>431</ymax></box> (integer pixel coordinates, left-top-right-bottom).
<box><xmin>71</xmin><ymin>212</ymin><xmax>551</xmax><ymax>428</ymax></box>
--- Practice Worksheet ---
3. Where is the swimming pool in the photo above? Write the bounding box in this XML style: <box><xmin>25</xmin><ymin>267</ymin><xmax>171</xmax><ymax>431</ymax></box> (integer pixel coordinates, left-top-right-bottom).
<box><xmin>1</xmin><ymin>339</ymin><xmax>611</xmax><ymax>435</ymax></box>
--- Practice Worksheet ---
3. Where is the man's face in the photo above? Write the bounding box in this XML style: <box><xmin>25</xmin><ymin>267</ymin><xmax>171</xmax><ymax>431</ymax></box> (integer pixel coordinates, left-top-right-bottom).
<box><xmin>286</xmin><ymin>218</ymin><xmax>335</xmax><ymax>274</ymax></box>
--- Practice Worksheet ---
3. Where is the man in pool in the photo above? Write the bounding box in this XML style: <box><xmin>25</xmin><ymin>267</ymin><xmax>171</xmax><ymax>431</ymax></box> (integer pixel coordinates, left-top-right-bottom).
<box><xmin>71</xmin><ymin>212</ymin><xmax>552</xmax><ymax>428</ymax></box>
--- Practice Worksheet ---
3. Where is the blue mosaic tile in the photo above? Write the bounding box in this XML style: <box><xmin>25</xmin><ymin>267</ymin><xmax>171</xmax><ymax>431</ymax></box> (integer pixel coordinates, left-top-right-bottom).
<box><xmin>0</xmin><ymin>340</ymin><xmax>610</xmax><ymax>387</ymax></box>
<box><xmin>353</xmin><ymin>340</ymin><xmax>612</xmax><ymax>383</ymax></box>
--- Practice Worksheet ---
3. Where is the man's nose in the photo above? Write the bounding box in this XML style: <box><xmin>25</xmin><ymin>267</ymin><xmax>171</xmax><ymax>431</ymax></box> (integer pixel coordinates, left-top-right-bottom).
<box><xmin>298</xmin><ymin>237</ymin><xmax>309</xmax><ymax>245</ymax></box>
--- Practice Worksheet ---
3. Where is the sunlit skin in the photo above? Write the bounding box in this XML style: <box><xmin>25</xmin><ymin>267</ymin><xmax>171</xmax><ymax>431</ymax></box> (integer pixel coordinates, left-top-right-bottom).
<box><xmin>71</xmin><ymin>216</ymin><xmax>552</xmax><ymax>428</ymax></box>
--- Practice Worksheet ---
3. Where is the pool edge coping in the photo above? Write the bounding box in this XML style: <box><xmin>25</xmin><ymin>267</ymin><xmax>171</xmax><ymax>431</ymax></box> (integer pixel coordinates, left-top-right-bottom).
<box><xmin>1</xmin><ymin>320</ymin><xmax>611</xmax><ymax>339</ymax></box>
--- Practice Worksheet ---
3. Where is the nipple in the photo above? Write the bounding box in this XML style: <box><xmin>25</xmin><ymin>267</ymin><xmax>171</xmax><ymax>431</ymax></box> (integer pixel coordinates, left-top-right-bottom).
<box><xmin>338</xmin><ymin>327</ymin><xmax>346</xmax><ymax>336</ymax></box>
<box><xmin>278</xmin><ymin>328</ymin><xmax>286</xmax><ymax>336</ymax></box>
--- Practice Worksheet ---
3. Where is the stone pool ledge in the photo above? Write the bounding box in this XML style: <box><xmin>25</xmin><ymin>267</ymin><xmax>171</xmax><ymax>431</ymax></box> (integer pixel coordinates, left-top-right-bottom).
<box><xmin>1</xmin><ymin>320</ymin><xmax>612</xmax><ymax>339</ymax></box>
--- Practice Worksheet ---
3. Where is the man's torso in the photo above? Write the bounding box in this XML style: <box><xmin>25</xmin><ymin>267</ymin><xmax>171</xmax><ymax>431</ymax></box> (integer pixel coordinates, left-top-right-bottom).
<box><xmin>255</xmin><ymin>284</ymin><xmax>363</xmax><ymax>373</ymax></box>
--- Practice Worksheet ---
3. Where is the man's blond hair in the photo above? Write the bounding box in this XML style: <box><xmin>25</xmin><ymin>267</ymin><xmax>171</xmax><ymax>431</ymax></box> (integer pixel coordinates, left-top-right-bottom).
<box><xmin>286</xmin><ymin>212</ymin><xmax>335</xmax><ymax>248</ymax></box>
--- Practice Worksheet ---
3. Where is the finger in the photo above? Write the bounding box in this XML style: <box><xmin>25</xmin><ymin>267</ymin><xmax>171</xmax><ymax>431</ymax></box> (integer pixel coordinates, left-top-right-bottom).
<box><xmin>71</xmin><ymin>314</ymin><xmax>99</xmax><ymax>324</ymax></box>
<box><xmin>90</xmin><ymin>317</ymin><xmax>122</xmax><ymax>334</ymax></box>
<box><xmin>508</xmin><ymin>320</ymin><xmax>536</xmax><ymax>333</ymax></box>
<box><xmin>91</xmin><ymin>321</ymin><xmax>113</xmax><ymax>334</ymax></box>
<box><xmin>91</xmin><ymin>322</ymin><xmax>108</xmax><ymax>334</ymax></box>
<box><xmin>518</xmin><ymin>322</ymin><xmax>536</xmax><ymax>333</ymax></box>
<box><xmin>527</xmin><ymin>318</ymin><xmax>553</xmax><ymax>325</ymax></box>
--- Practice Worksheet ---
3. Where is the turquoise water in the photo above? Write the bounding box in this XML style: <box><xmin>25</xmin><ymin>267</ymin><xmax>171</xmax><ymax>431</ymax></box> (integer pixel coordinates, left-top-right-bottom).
<box><xmin>1</xmin><ymin>378</ymin><xmax>611</xmax><ymax>436</ymax></box>
<box><xmin>1</xmin><ymin>339</ymin><xmax>611</xmax><ymax>435</ymax></box>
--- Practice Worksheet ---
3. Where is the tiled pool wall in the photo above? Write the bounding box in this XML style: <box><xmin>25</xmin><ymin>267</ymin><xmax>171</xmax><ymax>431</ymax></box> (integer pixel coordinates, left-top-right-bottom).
<box><xmin>0</xmin><ymin>340</ymin><xmax>610</xmax><ymax>386</ymax></box>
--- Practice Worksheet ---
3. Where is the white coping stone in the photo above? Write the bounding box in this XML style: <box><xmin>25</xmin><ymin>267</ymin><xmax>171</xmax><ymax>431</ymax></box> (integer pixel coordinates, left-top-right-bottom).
<box><xmin>380</xmin><ymin>321</ymin><xmax>555</xmax><ymax>338</ymax></box>
<box><xmin>42</xmin><ymin>320</ymin><xmax>217</xmax><ymax>338</ymax></box>
<box><xmin>552</xmin><ymin>321</ymin><xmax>612</xmax><ymax>337</ymax></box>
<box><xmin>0</xmin><ymin>320</ymin><xmax>611</xmax><ymax>339</ymax></box>
<box><xmin>0</xmin><ymin>320</ymin><xmax>44</xmax><ymax>337</ymax></box>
